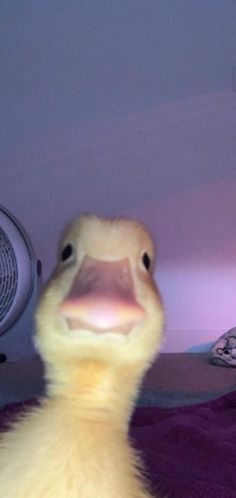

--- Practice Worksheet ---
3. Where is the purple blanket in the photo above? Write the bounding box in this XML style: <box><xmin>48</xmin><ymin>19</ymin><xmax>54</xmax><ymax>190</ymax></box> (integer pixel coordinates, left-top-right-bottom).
<box><xmin>1</xmin><ymin>392</ymin><xmax>236</xmax><ymax>497</ymax></box>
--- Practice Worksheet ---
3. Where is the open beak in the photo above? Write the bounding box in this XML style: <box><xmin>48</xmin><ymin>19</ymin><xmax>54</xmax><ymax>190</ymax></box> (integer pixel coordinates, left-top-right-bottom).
<box><xmin>59</xmin><ymin>256</ymin><xmax>145</xmax><ymax>334</ymax></box>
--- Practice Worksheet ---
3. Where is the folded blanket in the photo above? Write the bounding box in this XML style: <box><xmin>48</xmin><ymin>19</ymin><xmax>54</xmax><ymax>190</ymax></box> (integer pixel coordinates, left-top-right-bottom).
<box><xmin>1</xmin><ymin>392</ymin><xmax>236</xmax><ymax>497</ymax></box>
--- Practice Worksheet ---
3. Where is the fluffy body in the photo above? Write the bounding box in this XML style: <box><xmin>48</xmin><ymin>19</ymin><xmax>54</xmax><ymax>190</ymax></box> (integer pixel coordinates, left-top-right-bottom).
<box><xmin>0</xmin><ymin>214</ymin><xmax>164</xmax><ymax>498</ymax></box>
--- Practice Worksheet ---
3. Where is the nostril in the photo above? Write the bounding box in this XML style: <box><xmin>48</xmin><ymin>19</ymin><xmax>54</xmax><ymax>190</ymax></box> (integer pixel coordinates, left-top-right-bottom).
<box><xmin>37</xmin><ymin>260</ymin><xmax>42</xmax><ymax>277</ymax></box>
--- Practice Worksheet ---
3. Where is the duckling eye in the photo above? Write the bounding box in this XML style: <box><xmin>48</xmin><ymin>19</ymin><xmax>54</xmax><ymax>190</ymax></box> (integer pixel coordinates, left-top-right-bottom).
<box><xmin>142</xmin><ymin>252</ymin><xmax>151</xmax><ymax>271</ymax></box>
<box><xmin>61</xmin><ymin>244</ymin><xmax>73</xmax><ymax>262</ymax></box>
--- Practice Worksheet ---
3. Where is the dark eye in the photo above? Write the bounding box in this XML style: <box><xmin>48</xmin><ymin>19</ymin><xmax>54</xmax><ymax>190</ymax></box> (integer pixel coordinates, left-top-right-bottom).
<box><xmin>142</xmin><ymin>252</ymin><xmax>151</xmax><ymax>271</ymax></box>
<box><xmin>61</xmin><ymin>244</ymin><xmax>73</xmax><ymax>262</ymax></box>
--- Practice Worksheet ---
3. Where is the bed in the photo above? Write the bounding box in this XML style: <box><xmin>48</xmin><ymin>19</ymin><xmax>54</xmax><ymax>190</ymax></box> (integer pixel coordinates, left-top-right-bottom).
<box><xmin>1</xmin><ymin>352</ymin><xmax>236</xmax><ymax>497</ymax></box>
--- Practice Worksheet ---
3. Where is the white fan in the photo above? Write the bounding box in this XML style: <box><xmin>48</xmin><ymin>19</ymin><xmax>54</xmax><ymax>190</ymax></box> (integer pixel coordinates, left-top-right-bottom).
<box><xmin>0</xmin><ymin>206</ymin><xmax>42</xmax><ymax>361</ymax></box>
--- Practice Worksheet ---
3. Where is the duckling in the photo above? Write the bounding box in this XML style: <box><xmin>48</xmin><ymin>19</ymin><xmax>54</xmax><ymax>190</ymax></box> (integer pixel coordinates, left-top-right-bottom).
<box><xmin>0</xmin><ymin>214</ymin><xmax>164</xmax><ymax>498</ymax></box>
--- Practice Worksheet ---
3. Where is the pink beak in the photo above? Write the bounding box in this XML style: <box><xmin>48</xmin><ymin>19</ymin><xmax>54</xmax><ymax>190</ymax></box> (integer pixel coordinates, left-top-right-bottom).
<box><xmin>59</xmin><ymin>256</ymin><xmax>145</xmax><ymax>334</ymax></box>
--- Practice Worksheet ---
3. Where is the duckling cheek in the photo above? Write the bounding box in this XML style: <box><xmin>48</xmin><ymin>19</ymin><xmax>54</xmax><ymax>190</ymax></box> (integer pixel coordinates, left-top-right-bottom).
<box><xmin>59</xmin><ymin>256</ymin><xmax>145</xmax><ymax>333</ymax></box>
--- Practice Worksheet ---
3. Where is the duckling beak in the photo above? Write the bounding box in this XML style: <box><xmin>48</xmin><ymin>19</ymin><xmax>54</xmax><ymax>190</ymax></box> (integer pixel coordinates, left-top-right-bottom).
<box><xmin>59</xmin><ymin>256</ymin><xmax>145</xmax><ymax>334</ymax></box>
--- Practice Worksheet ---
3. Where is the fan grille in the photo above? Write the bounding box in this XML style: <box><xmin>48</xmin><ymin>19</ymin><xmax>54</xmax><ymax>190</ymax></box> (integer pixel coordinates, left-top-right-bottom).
<box><xmin>0</xmin><ymin>227</ymin><xmax>18</xmax><ymax>324</ymax></box>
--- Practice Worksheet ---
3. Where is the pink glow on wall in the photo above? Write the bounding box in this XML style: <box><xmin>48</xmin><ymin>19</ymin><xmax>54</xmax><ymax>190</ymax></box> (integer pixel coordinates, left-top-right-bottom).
<box><xmin>131</xmin><ymin>178</ymin><xmax>236</xmax><ymax>351</ymax></box>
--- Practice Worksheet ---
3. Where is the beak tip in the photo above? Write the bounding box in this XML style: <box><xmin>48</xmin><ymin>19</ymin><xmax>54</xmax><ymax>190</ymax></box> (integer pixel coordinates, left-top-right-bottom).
<box><xmin>59</xmin><ymin>297</ymin><xmax>145</xmax><ymax>332</ymax></box>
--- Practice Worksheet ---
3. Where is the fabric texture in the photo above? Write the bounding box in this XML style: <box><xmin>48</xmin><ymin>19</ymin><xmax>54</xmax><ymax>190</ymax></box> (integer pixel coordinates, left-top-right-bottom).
<box><xmin>1</xmin><ymin>392</ymin><xmax>236</xmax><ymax>497</ymax></box>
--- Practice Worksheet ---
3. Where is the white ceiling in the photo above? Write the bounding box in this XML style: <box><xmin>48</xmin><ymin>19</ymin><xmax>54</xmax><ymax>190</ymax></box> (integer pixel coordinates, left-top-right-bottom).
<box><xmin>1</xmin><ymin>1</ymin><xmax>236</xmax><ymax>275</ymax></box>
<box><xmin>1</xmin><ymin>0</ymin><xmax>236</xmax><ymax>162</ymax></box>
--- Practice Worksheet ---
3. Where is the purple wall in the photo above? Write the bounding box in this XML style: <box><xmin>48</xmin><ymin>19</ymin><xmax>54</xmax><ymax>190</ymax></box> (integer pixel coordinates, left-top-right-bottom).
<box><xmin>1</xmin><ymin>3</ymin><xmax>236</xmax><ymax>353</ymax></box>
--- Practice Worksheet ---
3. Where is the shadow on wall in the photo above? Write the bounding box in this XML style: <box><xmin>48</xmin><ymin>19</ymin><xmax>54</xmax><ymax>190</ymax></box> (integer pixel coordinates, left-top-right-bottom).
<box><xmin>186</xmin><ymin>341</ymin><xmax>215</xmax><ymax>353</ymax></box>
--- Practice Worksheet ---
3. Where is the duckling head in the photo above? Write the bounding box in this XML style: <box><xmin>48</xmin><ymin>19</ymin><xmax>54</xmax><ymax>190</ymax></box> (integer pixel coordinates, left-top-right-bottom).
<box><xmin>35</xmin><ymin>214</ymin><xmax>164</xmax><ymax>389</ymax></box>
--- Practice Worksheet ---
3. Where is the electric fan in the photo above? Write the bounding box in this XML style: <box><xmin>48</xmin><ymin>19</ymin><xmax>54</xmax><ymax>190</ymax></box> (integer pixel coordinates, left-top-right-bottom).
<box><xmin>0</xmin><ymin>206</ymin><xmax>42</xmax><ymax>361</ymax></box>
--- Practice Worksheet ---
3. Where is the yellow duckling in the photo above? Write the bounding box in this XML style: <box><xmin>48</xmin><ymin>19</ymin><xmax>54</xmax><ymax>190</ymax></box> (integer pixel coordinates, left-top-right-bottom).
<box><xmin>0</xmin><ymin>214</ymin><xmax>164</xmax><ymax>498</ymax></box>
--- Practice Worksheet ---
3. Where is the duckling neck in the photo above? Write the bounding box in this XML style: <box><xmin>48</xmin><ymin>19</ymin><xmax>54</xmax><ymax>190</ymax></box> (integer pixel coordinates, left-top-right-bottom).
<box><xmin>45</xmin><ymin>359</ymin><xmax>142</xmax><ymax>429</ymax></box>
